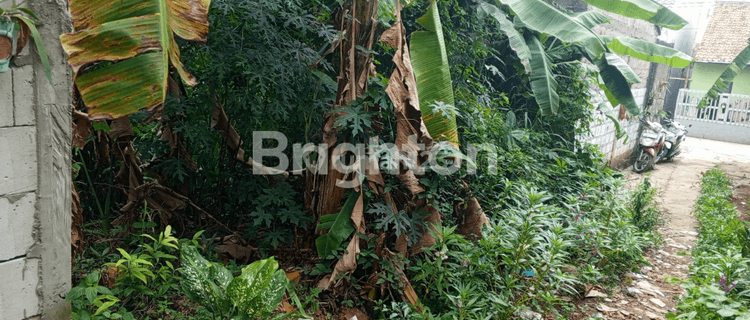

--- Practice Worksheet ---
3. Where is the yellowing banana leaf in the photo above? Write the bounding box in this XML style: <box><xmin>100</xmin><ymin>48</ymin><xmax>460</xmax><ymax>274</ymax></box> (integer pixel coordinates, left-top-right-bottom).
<box><xmin>495</xmin><ymin>0</ymin><xmax>607</xmax><ymax>59</ymax></box>
<box><xmin>477</xmin><ymin>2</ymin><xmax>531</xmax><ymax>74</ymax></box>
<box><xmin>525</xmin><ymin>34</ymin><xmax>559</xmax><ymax>116</ymax></box>
<box><xmin>580</xmin><ymin>0</ymin><xmax>687</xmax><ymax>30</ymax></box>
<box><xmin>60</xmin><ymin>0</ymin><xmax>210</xmax><ymax>119</ymax></box>
<box><xmin>410</xmin><ymin>0</ymin><xmax>459</xmax><ymax>146</ymax></box>
<box><xmin>602</xmin><ymin>36</ymin><xmax>693</xmax><ymax>68</ymax></box>
<box><xmin>698</xmin><ymin>40</ymin><xmax>750</xmax><ymax>108</ymax></box>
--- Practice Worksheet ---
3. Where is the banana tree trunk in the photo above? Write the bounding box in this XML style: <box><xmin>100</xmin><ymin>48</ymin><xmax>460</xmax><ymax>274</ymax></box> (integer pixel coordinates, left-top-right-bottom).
<box><xmin>305</xmin><ymin>0</ymin><xmax>379</xmax><ymax>219</ymax></box>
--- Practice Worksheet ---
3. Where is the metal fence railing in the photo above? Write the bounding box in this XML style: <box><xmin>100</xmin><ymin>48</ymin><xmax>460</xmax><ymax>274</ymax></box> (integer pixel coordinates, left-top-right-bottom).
<box><xmin>675</xmin><ymin>89</ymin><xmax>750</xmax><ymax>127</ymax></box>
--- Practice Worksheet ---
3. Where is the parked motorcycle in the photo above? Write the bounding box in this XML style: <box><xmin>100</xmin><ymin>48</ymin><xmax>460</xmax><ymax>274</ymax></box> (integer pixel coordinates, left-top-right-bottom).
<box><xmin>661</xmin><ymin>117</ymin><xmax>689</xmax><ymax>161</ymax></box>
<box><xmin>633</xmin><ymin>113</ymin><xmax>688</xmax><ymax>173</ymax></box>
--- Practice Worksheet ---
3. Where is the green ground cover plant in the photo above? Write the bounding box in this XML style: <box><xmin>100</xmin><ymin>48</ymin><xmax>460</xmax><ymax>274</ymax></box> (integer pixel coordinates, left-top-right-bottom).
<box><xmin>669</xmin><ymin>169</ymin><xmax>750</xmax><ymax>320</ymax></box>
<box><xmin>377</xmin><ymin>177</ymin><xmax>661</xmax><ymax>319</ymax></box>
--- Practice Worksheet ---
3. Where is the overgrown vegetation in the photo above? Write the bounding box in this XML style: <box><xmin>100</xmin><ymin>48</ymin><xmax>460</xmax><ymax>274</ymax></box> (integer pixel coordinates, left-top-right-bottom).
<box><xmin>392</xmin><ymin>178</ymin><xmax>661</xmax><ymax>318</ymax></box>
<box><xmin>66</xmin><ymin>0</ymin><xmax>678</xmax><ymax>318</ymax></box>
<box><xmin>669</xmin><ymin>169</ymin><xmax>750</xmax><ymax>320</ymax></box>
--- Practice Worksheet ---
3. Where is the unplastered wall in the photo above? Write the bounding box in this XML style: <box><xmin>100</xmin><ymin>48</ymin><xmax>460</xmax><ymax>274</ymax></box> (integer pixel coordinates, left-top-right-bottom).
<box><xmin>577</xmin><ymin>6</ymin><xmax>661</xmax><ymax>167</ymax></box>
<box><xmin>0</xmin><ymin>0</ymin><xmax>72</xmax><ymax>319</ymax></box>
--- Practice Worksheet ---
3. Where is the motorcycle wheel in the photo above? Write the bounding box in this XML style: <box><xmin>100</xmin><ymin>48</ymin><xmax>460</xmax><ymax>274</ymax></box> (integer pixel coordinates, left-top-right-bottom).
<box><xmin>655</xmin><ymin>147</ymin><xmax>668</xmax><ymax>163</ymax></box>
<box><xmin>633</xmin><ymin>149</ymin><xmax>652</xmax><ymax>173</ymax></box>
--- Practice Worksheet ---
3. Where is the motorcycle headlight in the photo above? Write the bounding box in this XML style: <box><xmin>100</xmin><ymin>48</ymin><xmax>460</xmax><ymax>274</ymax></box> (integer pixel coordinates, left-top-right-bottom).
<box><xmin>640</xmin><ymin>137</ymin><xmax>656</xmax><ymax>146</ymax></box>
<box><xmin>642</xmin><ymin>131</ymin><xmax>659</xmax><ymax>139</ymax></box>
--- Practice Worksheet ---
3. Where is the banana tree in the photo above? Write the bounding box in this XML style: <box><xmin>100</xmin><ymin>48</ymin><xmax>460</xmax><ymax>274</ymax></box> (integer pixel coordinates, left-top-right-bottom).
<box><xmin>59</xmin><ymin>0</ymin><xmax>211</xmax><ymax>119</ymax></box>
<box><xmin>480</xmin><ymin>0</ymin><xmax>691</xmax><ymax>117</ymax></box>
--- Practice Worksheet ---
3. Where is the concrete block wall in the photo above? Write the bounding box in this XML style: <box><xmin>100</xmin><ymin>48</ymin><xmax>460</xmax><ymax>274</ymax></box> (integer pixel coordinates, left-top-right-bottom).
<box><xmin>0</xmin><ymin>68</ymin><xmax>44</xmax><ymax>320</ymax></box>
<box><xmin>576</xmin><ymin>6</ymin><xmax>666</xmax><ymax>167</ymax></box>
<box><xmin>579</xmin><ymin>111</ymin><xmax>641</xmax><ymax>167</ymax></box>
<box><xmin>0</xmin><ymin>0</ymin><xmax>72</xmax><ymax>319</ymax></box>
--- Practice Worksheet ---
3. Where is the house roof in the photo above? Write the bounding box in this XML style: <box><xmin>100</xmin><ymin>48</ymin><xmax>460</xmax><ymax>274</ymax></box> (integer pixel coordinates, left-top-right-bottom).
<box><xmin>694</xmin><ymin>2</ymin><xmax>750</xmax><ymax>64</ymax></box>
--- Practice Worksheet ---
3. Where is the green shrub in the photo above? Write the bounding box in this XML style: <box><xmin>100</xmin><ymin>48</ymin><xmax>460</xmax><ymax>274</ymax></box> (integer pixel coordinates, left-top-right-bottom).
<box><xmin>630</xmin><ymin>177</ymin><xmax>661</xmax><ymax>232</ymax></box>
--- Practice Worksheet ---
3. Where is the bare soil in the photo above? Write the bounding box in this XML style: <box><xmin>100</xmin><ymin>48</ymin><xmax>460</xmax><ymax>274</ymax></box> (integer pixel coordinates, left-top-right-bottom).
<box><xmin>570</xmin><ymin>138</ymin><xmax>750</xmax><ymax>320</ymax></box>
<box><xmin>721</xmin><ymin>164</ymin><xmax>750</xmax><ymax>222</ymax></box>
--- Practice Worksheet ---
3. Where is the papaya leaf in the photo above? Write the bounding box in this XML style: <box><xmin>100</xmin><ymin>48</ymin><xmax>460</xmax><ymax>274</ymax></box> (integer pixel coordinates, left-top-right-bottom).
<box><xmin>410</xmin><ymin>0</ymin><xmax>459</xmax><ymax>146</ymax></box>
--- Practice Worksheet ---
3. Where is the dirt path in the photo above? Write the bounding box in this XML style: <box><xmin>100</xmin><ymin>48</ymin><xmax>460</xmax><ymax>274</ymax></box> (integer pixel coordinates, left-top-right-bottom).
<box><xmin>575</xmin><ymin>138</ymin><xmax>750</xmax><ymax>320</ymax></box>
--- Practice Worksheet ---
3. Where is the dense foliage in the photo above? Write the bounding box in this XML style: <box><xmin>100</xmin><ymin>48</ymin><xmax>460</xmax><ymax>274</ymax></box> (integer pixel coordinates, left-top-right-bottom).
<box><xmin>70</xmin><ymin>0</ymin><xmax>672</xmax><ymax>318</ymax></box>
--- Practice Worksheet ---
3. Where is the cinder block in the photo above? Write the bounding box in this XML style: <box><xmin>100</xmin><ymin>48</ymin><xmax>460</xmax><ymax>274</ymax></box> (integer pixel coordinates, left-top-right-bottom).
<box><xmin>12</xmin><ymin>65</ymin><xmax>34</xmax><ymax>126</ymax></box>
<box><xmin>0</xmin><ymin>258</ymin><xmax>40</xmax><ymax>319</ymax></box>
<box><xmin>0</xmin><ymin>192</ymin><xmax>36</xmax><ymax>260</ymax></box>
<box><xmin>0</xmin><ymin>126</ymin><xmax>37</xmax><ymax>195</ymax></box>
<box><xmin>0</xmin><ymin>71</ymin><xmax>11</xmax><ymax>127</ymax></box>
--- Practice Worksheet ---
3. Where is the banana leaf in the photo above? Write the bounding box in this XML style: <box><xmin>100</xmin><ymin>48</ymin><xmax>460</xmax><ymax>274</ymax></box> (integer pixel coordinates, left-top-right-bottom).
<box><xmin>477</xmin><ymin>2</ymin><xmax>531</xmax><ymax>74</ymax></box>
<box><xmin>598</xmin><ymin>102</ymin><xmax>627</xmax><ymax>140</ymax></box>
<box><xmin>495</xmin><ymin>0</ymin><xmax>607</xmax><ymax>59</ymax></box>
<box><xmin>593</xmin><ymin>52</ymin><xmax>641</xmax><ymax>115</ymax></box>
<box><xmin>60</xmin><ymin>0</ymin><xmax>210</xmax><ymax>118</ymax></box>
<box><xmin>525</xmin><ymin>34</ymin><xmax>559</xmax><ymax>116</ymax></box>
<box><xmin>11</xmin><ymin>16</ymin><xmax>52</xmax><ymax>84</ymax></box>
<box><xmin>315</xmin><ymin>191</ymin><xmax>359</xmax><ymax>258</ymax></box>
<box><xmin>580</xmin><ymin>0</ymin><xmax>688</xmax><ymax>30</ymax></box>
<box><xmin>605</xmin><ymin>53</ymin><xmax>641</xmax><ymax>84</ymax></box>
<box><xmin>698</xmin><ymin>40</ymin><xmax>750</xmax><ymax>108</ymax></box>
<box><xmin>602</xmin><ymin>36</ymin><xmax>693</xmax><ymax>68</ymax></box>
<box><xmin>570</xmin><ymin>11</ymin><xmax>611</xmax><ymax>29</ymax></box>
<box><xmin>410</xmin><ymin>0</ymin><xmax>459</xmax><ymax>145</ymax></box>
